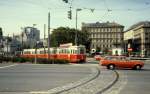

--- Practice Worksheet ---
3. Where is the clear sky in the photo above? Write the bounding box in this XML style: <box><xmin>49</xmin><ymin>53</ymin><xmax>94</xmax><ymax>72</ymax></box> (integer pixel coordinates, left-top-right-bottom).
<box><xmin>0</xmin><ymin>0</ymin><xmax>150</xmax><ymax>38</ymax></box>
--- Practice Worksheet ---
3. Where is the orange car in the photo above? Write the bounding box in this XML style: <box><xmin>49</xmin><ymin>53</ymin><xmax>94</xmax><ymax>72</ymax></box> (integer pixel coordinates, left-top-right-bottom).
<box><xmin>100</xmin><ymin>56</ymin><xmax>144</xmax><ymax>70</ymax></box>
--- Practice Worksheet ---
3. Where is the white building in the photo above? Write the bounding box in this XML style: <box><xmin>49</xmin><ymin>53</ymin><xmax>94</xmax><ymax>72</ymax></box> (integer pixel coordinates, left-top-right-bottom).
<box><xmin>124</xmin><ymin>21</ymin><xmax>150</xmax><ymax>57</ymax></box>
<box><xmin>20</xmin><ymin>27</ymin><xmax>40</xmax><ymax>48</ymax></box>
<box><xmin>3</xmin><ymin>36</ymin><xmax>21</xmax><ymax>55</ymax></box>
<box><xmin>82</xmin><ymin>22</ymin><xmax>124</xmax><ymax>52</ymax></box>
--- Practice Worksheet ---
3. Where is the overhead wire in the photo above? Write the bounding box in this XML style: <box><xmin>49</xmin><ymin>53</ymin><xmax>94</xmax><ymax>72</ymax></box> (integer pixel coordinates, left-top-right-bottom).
<box><xmin>18</xmin><ymin>0</ymin><xmax>150</xmax><ymax>12</ymax></box>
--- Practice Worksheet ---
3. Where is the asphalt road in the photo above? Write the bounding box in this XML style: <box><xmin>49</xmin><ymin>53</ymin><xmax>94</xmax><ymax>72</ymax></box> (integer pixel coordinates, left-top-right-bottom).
<box><xmin>0</xmin><ymin>59</ymin><xmax>150</xmax><ymax>94</ymax></box>
<box><xmin>105</xmin><ymin>60</ymin><xmax>150</xmax><ymax>94</ymax></box>
<box><xmin>0</xmin><ymin>64</ymin><xmax>92</xmax><ymax>93</ymax></box>
<box><xmin>118</xmin><ymin>61</ymin><xmax>150</xmax><ymax>94</ymax></box>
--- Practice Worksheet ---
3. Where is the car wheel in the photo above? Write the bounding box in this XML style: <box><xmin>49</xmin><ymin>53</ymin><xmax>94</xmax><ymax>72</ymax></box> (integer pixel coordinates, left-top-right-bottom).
<box><xmin>135</xmin><ymin>65</ymin><xmax>141</xmax><ymax>70</ymax></box>
<box><xmin>107</xmin><ymin>64</ymin><xmax>115</xmax><ymax>70</ymax></box>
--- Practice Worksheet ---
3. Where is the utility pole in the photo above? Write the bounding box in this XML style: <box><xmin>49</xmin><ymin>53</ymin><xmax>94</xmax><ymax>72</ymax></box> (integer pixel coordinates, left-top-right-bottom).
<box><xmin>21</xmin><ymin>27</ymin><xmax>24</xmax><ymax>55</ymax></box>
<box><xmin>75</xmin><ymin>8</ymin><xmax>82</xmax><ymax>45</ymax></box>
<box><xmin>6</xmin><ymin>34</ymin><xmax>9</xmax><ymax>58</ymax></box>
<box><xmin>44</xmin><ymin>24</ymin><xmax>46</xmax><ymax>54</ymax></box>
<box><xmin>48</xmin><ymin>12</ymin><xmax>50</xmax><ymax>59</ymax></box>
<box><xmin>34</xmin><ymin>43</ymin><xmax>37</xmax><ymax>64</ymax></box>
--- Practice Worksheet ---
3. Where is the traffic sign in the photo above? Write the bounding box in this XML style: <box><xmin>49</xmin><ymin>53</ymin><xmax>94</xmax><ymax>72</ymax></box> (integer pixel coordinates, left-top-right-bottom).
<box><xmin>128</xmin><ymin>48</ymin><xmax>133</xmax><ymax>51</ymax></box>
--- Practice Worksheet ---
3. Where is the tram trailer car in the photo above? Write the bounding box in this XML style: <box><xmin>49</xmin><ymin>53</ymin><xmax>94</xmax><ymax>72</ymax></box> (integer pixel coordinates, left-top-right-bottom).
<box><xmin>21</xmin><ymin>45</ymin><xmax>86</xmax><ymax>63</ymax></box>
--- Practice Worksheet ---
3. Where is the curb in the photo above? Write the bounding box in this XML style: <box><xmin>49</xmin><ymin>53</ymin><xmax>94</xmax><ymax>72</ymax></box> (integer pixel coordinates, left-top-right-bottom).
<box><xmin>31</xmin><ymin>67</ymin><xmax>100</xmax><ymax>94</ymax></box>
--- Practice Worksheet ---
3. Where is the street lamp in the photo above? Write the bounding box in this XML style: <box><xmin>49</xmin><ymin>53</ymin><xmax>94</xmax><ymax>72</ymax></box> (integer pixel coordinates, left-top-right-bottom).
<box><xmin>35</xmin><ymin>41</ymin><xmax>39</xmax><ymax>64</ymax></box>
<box><xmin>75</xmin><ymin>8</ymin><xmax>82</xmax><ymax>45</ymax></box>
<box><xmin>48</xmin><ymin>12</ymin><xmax>51</xmax><ymax>60</ymax></box>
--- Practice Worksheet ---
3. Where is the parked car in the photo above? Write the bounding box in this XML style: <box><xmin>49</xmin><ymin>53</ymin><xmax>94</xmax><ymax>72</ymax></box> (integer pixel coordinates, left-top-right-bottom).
<box><xmin>100</xmin><ymin>56</ymin><xmax>144</xmax><ymax>70</ymax></box>
<box><xmin>94</xmin><ymin>55</ymin><xmax>104</xmax><ymax>61</ymax></box>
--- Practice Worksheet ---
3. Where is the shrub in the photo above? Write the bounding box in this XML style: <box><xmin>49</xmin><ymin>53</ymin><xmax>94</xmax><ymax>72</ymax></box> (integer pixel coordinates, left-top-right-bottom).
<box><xmin>11</xmin><ymin>57</ymin><xmax>28</xmax><ymax>63</ymax></box>
<box><xmin>53</xmin><ymin>59</ymin><xmax>69</xmax><ymax>64</ymax></box>
<box><xmin>0</xmin><ymin>56</ymin><xmax>70</xmax><ymax>64</ymax></box>
<box><xmin>36</xmin><ymin>58</ymin><xmax>69</xmax><ymax>64</ymax></box>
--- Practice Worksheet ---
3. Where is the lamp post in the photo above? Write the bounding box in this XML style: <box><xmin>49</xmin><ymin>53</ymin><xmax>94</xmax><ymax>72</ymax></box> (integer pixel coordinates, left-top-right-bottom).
<box><xmin>75</xmin><ymin>8</ymin><xmax>82</xmax><ymax>45</ymax></box>
<box><xmin>44</xmin><ymin>24</ymin><xmax>46</xmax><ymax>54</ymax></box>
<box><xmin>6</xmin><ymin>34</ymin><xmax>9</xmax><ymax>58</ymax></box>
<box><xmin>35</xmin><ymin>41</ymin><xmax>39</xmax><ymax>64</ymax></box>
<box><xmin>48</xmin><ymin>12</ymin><xmax>51</xmax><ymax>60</ymax></box>
<box><xmin>20</xmin><ymin>27</ymin><xmax>24</xmax><ymax>55</ymax></box>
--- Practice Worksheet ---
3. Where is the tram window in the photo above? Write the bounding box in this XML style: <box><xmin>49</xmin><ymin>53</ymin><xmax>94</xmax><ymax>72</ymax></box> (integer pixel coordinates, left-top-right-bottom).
<box><xmin>66</xmin><ymin>49</ymin><xmax>67</xmax><ymax>53</ymax></box>
<box><xmin>50</xmin><ymin>50</ymin><xmax>52</xmax><ymax>54</ymax></box>
<box><xmin>72</xmin><ymin>49</ymin><xmax>75</xmax><ymax>54</ymax></box>
<box><xmin>74</xmin><ymin>50</ymin><xmax>78</xmax><ymax>54</ymax></box>
<box><xmin>60</xmin><ymin>49</ymin><xmax>62</xmax><ymax>53</ymax></box>
<box><xmin>57</xmin><ymin>50</ymin><xmax>60</xmax><ymax>54</ymax></box>
<box><xmin>50</xmin><ymin>50</ymin><xmax>53</xmax><ymax>54</ymax></box>
<box><xmin>36</xmin><ymin>51</ymin><xmax>38</xmax><ymax>54</ymax></box>
<box><xmin>67</xmin><ymin>49</ymin><xmax>70</xmax><ymax>54</ymax></box>
<box><xmin>40</xmin><ymin>51</ymin><xmax>44</xmax><ymax>54</ymax></box>
<box><xmin>80</xmin><ymin>48</ymin><xmax>85</xmax><ymax>54</ymax></box>
<box><xmin>53</xmin><ymin>49</ymin><xmax>56</xmax><ymax>54</ymax></box>
<box><xmin>63</xmin><ymin>49</ymin><xmax>65</xmax><ymax>53</ymax></box>
<box><xmin>32</xmin><ymin>51</ymin><xmax>35</xmax><ymax>54</ymax></box>
<box><xmin>65</xmin><ymin>49</ymin><xmax>67</xmax><ymax>53</ymax></box>
<box><xmin>24</xmin><ymin>51</ymin><xmax>31</xmax><ymax>54</ymax></box>
<box><xmin>45</xmin><ymin>50</ymin><xmax>48</xmax><ymax>54</ymax></box>
<box><xmin>64</xmin><ymin>49</ymin><xmax>66</xmax><ymax>53</ymax></box>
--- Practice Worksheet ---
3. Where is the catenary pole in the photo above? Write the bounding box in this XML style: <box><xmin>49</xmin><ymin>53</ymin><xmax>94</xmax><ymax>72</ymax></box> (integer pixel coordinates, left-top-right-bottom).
<box><xmin>48</xmin><ymin>12</ymin><xmax>50</xmax><ymax>60</ymax></box>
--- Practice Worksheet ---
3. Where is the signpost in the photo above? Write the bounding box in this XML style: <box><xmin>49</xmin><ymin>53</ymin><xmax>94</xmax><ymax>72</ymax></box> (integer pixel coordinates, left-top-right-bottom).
<box><xmin>128</xmin><ymin>48</ymin><xmax>133</xmax><ymax>56</ymax></box>
<box><xmin>128</xmin><ymin>48</ymin><xmax>133</xmax><ymax>52</ymax></box>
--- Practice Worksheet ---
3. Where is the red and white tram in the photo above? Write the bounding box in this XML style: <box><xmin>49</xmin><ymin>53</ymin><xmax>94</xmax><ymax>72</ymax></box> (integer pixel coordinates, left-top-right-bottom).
<box><xmin>21</xmin><ymin>43</ymin><xmax>86</xmax><ymax>63</ymax></box>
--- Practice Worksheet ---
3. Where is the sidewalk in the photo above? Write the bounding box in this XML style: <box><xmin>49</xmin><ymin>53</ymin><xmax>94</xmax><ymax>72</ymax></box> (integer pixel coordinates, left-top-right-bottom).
<box><xmin>130</xmin><ymin>57</ymin><xmax>150</xmax><ymax>60</ymax></box>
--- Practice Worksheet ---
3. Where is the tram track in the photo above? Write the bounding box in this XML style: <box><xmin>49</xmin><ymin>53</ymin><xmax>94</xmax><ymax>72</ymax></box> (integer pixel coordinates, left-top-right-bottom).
<box><xmin>58</xmin><ymin>68</ymin><xmax>120</xmax><ymax>94</ymax></box>
<box><xmin>30</xmin><ymin>65</ymin><xmax>120</xmax><ymax>94</ymax></box>
<box><xmin>31</xmin><ymin>66</ymin><xmax>100</xmax><ymax>94</ymax></box>
<box><xmin>56</xmin><ymin>67</ymin><xmax>101</xmax><ymax>94</ymax></box>
<box><xmin>96</xmin><ymin>70</ymin><xmax>119</xmax><ymax>94</ymax></box>
<box><xmin>59</xmin><ymin>67</ymin><xmax>120</xmax><ymax>94</ymax></box>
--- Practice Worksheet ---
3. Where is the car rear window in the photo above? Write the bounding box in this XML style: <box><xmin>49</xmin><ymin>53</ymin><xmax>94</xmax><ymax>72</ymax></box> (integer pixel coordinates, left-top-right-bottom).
<box><xmin>105</xmin><ymin>57</ymin><xmax>117</xmax><ymax>60</ymax></box>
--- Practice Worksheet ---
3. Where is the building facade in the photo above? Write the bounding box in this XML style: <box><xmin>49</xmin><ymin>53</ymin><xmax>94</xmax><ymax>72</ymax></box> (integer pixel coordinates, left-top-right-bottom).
<box><xmin>124</xmin><ymin>21</ymin><xmax>150</xmax><ymax>57</ymax></box>
<box><xmin>82</xmin><ymin>22</ymin><xmax>124</xmax><ymax>53</ymax></box>
<box><xmin>20</xmin><ymin>27</ymin><xmax>40</xmax><ymax>49</ymax></box>
<box><xmin>0</xmin><ymin>27</ymin><xmax>3</xmax><ymax>56</ymax></box>
<box><xmin>2</xmin><ymin>36</ymin><xmax>21</xmax><ymax>56</ymax></box>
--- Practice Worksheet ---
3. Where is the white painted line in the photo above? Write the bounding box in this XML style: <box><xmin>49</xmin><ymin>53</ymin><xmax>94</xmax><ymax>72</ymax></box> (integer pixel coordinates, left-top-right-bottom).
<box><xmin>30</xmin><ymin>91</ymin><xmax>49</xmax><ymax>94</ymax></box>
<box><xmin>0</xmin><ymin>64</ymin><xmax>18</xmax><ymax>69</ymax></box>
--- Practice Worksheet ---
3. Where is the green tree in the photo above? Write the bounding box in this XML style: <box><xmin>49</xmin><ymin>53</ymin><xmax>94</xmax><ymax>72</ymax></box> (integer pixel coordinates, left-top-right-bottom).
<box><xmin>0</xmin><ymin>27</ymin><xmax>2</xmax><ymax>38</ymax></box>
<box><xmin>50</xmin><ymin>27</ymin><xmax>91</xmax><ymax>49</ymax></box>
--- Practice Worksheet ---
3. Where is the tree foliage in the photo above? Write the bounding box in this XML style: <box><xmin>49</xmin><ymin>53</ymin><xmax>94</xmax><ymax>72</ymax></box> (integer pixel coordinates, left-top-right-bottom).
<box><xmin>50</xmin><ymin>27</ymin><xmax>91</xmax><ymax>50</ymax></box>
<box><xmin>0</xmin><ymin>27</ymin><xmax>2</xmax><ymax>37</ymax></box>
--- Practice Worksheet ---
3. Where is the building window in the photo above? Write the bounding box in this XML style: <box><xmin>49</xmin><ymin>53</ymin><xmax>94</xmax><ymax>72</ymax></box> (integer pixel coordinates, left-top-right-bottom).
<box><xmin>93</xmin><ymin>34</ymin><xmax>95</xmax><ymax>38</ymax></box>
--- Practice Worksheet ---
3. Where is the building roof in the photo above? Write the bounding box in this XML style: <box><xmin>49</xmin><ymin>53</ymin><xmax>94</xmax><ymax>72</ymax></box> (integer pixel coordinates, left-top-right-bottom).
<box><xmin>126</xmin><ymin>21</ymin><xmax>150</xmax><ymax>31</ymax></box>
<box><xmin>82</xmin><ymin>21</ymin><xmax>124</xmax><ymax>28</ymax></box>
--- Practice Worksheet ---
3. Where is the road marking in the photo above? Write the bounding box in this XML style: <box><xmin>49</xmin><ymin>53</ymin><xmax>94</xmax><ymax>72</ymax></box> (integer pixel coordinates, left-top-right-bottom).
<box><xmin>30</xmin><ymin>91</ymin><xmax>49</xmax><ymax>94</ymax></box>
<box><xmin>0</xmin><ymin>64</ymin><xmax>18</xmax><ymax>69</ymax></box>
